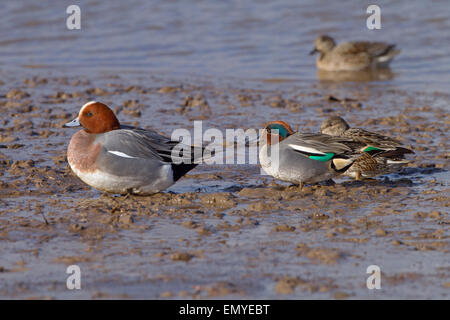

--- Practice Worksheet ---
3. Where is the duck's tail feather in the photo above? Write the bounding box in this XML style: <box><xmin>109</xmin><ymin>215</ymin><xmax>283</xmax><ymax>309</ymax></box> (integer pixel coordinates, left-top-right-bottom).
<box><xmin>376</xmin><ymin>147</ymin><xmax>414</xmax><ymax>159</ymax></box>
<box><xmin>171</xmin><ymin>163</ymin><xmax>199</xmax><ymax>182</ymax></box>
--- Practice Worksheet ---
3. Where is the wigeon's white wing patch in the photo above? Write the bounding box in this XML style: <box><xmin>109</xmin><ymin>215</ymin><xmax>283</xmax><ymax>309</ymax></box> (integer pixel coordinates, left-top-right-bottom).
<box><xmin>107</xmin><ymin>150</ymin><xmax>138</xmax><ymax>159</ymax></box>
<box><xmin>288</xmin><ymin>144</ymin><xmax>325</xmax><ymax>155</ymax></box>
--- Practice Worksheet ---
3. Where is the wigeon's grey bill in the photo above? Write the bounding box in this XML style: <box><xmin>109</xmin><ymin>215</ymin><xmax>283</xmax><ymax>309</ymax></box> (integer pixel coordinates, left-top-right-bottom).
<box><xmin>64</xmin><ymin>117</ymin><xmax>81</xmax><ymax>127</ymax></box>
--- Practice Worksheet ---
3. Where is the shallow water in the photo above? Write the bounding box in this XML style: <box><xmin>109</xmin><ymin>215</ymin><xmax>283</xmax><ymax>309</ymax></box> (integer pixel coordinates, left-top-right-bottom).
<box><xmin>0</xmin><ymin>1</ymin><xmax>449</xmax><ymax>299</ymax></box>
<box><xmin>2</xmin><ymin>0</ymin><xmax>450</xmax><ymax>90</ymax></box>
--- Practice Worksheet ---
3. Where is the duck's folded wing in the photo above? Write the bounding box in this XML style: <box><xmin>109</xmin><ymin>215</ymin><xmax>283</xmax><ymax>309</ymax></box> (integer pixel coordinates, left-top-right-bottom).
<box><xmin>285</xmin><ymin>133</ymin><xmax>354</xmax><ymax>156</ymax></box>
<box><xmin>337</xmin><ymin>42</ymin><xmax>397</xmax><ymax>58</ymax></box>
<box><xmin>283</xmin><ymin>133</ymin><xmax>357</xmax><ymax>172</ymax></box>
<box><xmin>342</xmin><ymin>128</ymin><xmax>404</xmax><ymax>149</ymax></box>
<box><xmin>99</xmin><ymin>128</ymin><xmax>199</xmax><ymax>164</ymax></box>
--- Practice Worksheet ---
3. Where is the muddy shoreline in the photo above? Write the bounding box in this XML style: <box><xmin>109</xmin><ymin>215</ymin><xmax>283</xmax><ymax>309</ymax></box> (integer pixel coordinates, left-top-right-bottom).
<box><xmin>0</xmin><ymin>69</ymin><xmax>448</xmax><ymax>299</ymax></box>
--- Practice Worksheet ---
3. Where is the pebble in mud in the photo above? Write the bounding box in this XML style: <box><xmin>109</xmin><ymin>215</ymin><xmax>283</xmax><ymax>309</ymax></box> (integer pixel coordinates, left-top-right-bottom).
<box><xmin>206</xmin><ymin>282</ymin><xmax>244</xmax><ymax>298</ymax></box>
<box><xmin>158</xmin><ymin>85</ymin><xmax>182</xmax><ymax>94</ymax></box>
<box><xmin>199</xmin><ymin>192</ymin><xmax>236</xmax><ymax>209</ymax></box>
<box><xmin>273</xmin><ymin>224</ymin><xmax>296</xmax><ymax>232</ymax></box>
<box><xmin>296</xmin><ymin>244</ymin><xmax>345</xmax><ymax>265</ymax></box>
<box><xmin>247</xmin><ymin>202</ymin><xmax>278</xmax><ymax>213</ymax></box>
<box><xmin>118</xmin><ymin>214</ymin><xmax>135</xmax><ymax>225</ymax></box>
<box><xmin>6</xmin><ymin>89</ymin><xmax>30</xmax><ymax>100</ymax></box>
<box><xmin>374</xmin><ymin>228</ymin><xmax>388</xmax><ymax>237</ymax></box>
<box><xmin>273</xmin><ymin>276</ymin><xmax>334</xmax><ymax>295</ymax></box>
<box><xmin>177</xmin><ymin>94</ymin><xmax>211</xmax><ymax>117</ymax></box>
<box><xmin>170</xmin><ymin>252</ymin><xmax>193</xmax><ymax>262</ymax></box>
<box><xmin>334</xmin><ymin>292</ymin><xmax>351</xmax><ymax>300</ymax></box>
<box><xmin>160</xmin><ymin>291</ymin><xmax>174</xmax><ymax>298</ymax></box>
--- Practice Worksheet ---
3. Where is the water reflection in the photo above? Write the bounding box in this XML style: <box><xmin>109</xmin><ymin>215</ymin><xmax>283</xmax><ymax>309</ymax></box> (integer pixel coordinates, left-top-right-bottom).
<box><xmin>317</xmin><ymin>68</ymin><xmax>395</xmax><ymax>82</ymax></box>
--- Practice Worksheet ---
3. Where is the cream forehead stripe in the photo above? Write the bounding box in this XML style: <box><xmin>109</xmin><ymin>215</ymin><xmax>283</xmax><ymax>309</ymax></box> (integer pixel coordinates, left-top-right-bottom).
<box><xmin>79</xmin><ymin>101</ymin><xmax>98</xmax><ymax>115</ymax></box>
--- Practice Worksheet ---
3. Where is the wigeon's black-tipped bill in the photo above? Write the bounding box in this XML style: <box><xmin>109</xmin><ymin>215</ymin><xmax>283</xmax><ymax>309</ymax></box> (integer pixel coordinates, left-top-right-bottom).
<box><xmin>309</xmin><ymin>48</ymin><xmax>318</xmax><ymax>55</ymax></box>
<box><xmin>64</xmin><ymin>117</ymin><xmax>81</xmax><ymax>128</ymax></box>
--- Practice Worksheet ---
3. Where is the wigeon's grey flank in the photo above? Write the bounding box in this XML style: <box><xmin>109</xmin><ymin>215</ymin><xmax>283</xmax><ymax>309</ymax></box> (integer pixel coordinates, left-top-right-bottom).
<box><xmin>310</xmin><ymin>35</ymin><xmax>400</xmax><ymax>71</ymax></box>
<box><xmin>64</xmin><ymin>101</ymin><xmax>201</xmax><ymax>195</ymax></box>
<box><xmin>258</xmin><ymin>121</ymin><xmax>358</xmax><ymax>188</ymax></box>
<box><xmin>320</xmin><ymin>116</ymin><xmax>414</xmax><ymax>180</ymax></box>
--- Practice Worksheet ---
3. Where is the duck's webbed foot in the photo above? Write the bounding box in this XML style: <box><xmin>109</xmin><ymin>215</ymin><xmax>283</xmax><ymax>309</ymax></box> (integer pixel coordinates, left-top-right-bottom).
<box><xmin>291</xmin><ymin>182</ymin><xmax>304</xmax><ymax>190</ymax></box>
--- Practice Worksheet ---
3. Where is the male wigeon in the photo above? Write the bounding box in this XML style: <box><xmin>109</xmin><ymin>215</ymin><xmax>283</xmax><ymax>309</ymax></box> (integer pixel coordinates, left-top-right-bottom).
<box><xmin>64</xmin><ymin>101</ymin><xmax>201</xmax><ymax>195</ymax></box>
<box><xmin>320</xmin><ymin>116</ymin><xmax>414</xmax><ymax>180</ymax></box>
<box><xmin>259</xmin><ymin>121</ymin><xmax>359</xmax><ymax>188</ymax></box>
<box><xmin>310</xmin><ymin>35</ymin><xmax>400</xmax><ymax>71</ymax></box>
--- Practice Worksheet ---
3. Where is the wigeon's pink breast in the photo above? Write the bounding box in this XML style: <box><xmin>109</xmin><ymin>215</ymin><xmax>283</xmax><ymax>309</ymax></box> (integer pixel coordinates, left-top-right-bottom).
<box><xmin>67</xmin><ymin>130</ymin><xmax>101</xmax><ymax>172</ymax></box>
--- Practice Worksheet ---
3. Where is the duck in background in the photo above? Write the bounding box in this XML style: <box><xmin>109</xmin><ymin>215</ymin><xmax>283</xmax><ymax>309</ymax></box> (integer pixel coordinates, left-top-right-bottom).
<box><xmin>310</xmin><ymin>35</ymin><xmax>400</xmax><ymax>72</ymax></box>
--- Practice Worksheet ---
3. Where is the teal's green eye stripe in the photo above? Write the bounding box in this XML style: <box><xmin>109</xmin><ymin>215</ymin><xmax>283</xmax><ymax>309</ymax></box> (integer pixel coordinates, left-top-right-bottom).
<box><xmin>363</xmin><ymin>146</ymin><xmax>380</xmax><ymax>152</ymax></box>
<box><xmin>268</xmin><ymin>124</ymin><xmax>289</xmax><ymax>138</ymax></box>
<box><xmin>309</xmin><ymin>152</ymin><xmax>334</xmax><ymax>162</ymax></box>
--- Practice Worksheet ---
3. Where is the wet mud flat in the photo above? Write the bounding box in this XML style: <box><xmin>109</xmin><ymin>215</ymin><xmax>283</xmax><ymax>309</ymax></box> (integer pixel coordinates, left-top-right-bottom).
<box><xmin>0</xmin><ymin>70</ymin><xmax>448</xmax><ymax>299</ymax></box>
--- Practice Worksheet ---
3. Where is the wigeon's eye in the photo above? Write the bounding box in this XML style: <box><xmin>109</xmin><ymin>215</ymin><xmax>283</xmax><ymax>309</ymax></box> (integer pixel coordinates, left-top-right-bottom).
<box><xmin>86</xmin><ymin>112</ymin><xmax>93</xmax><ymax>117</ymax></box>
